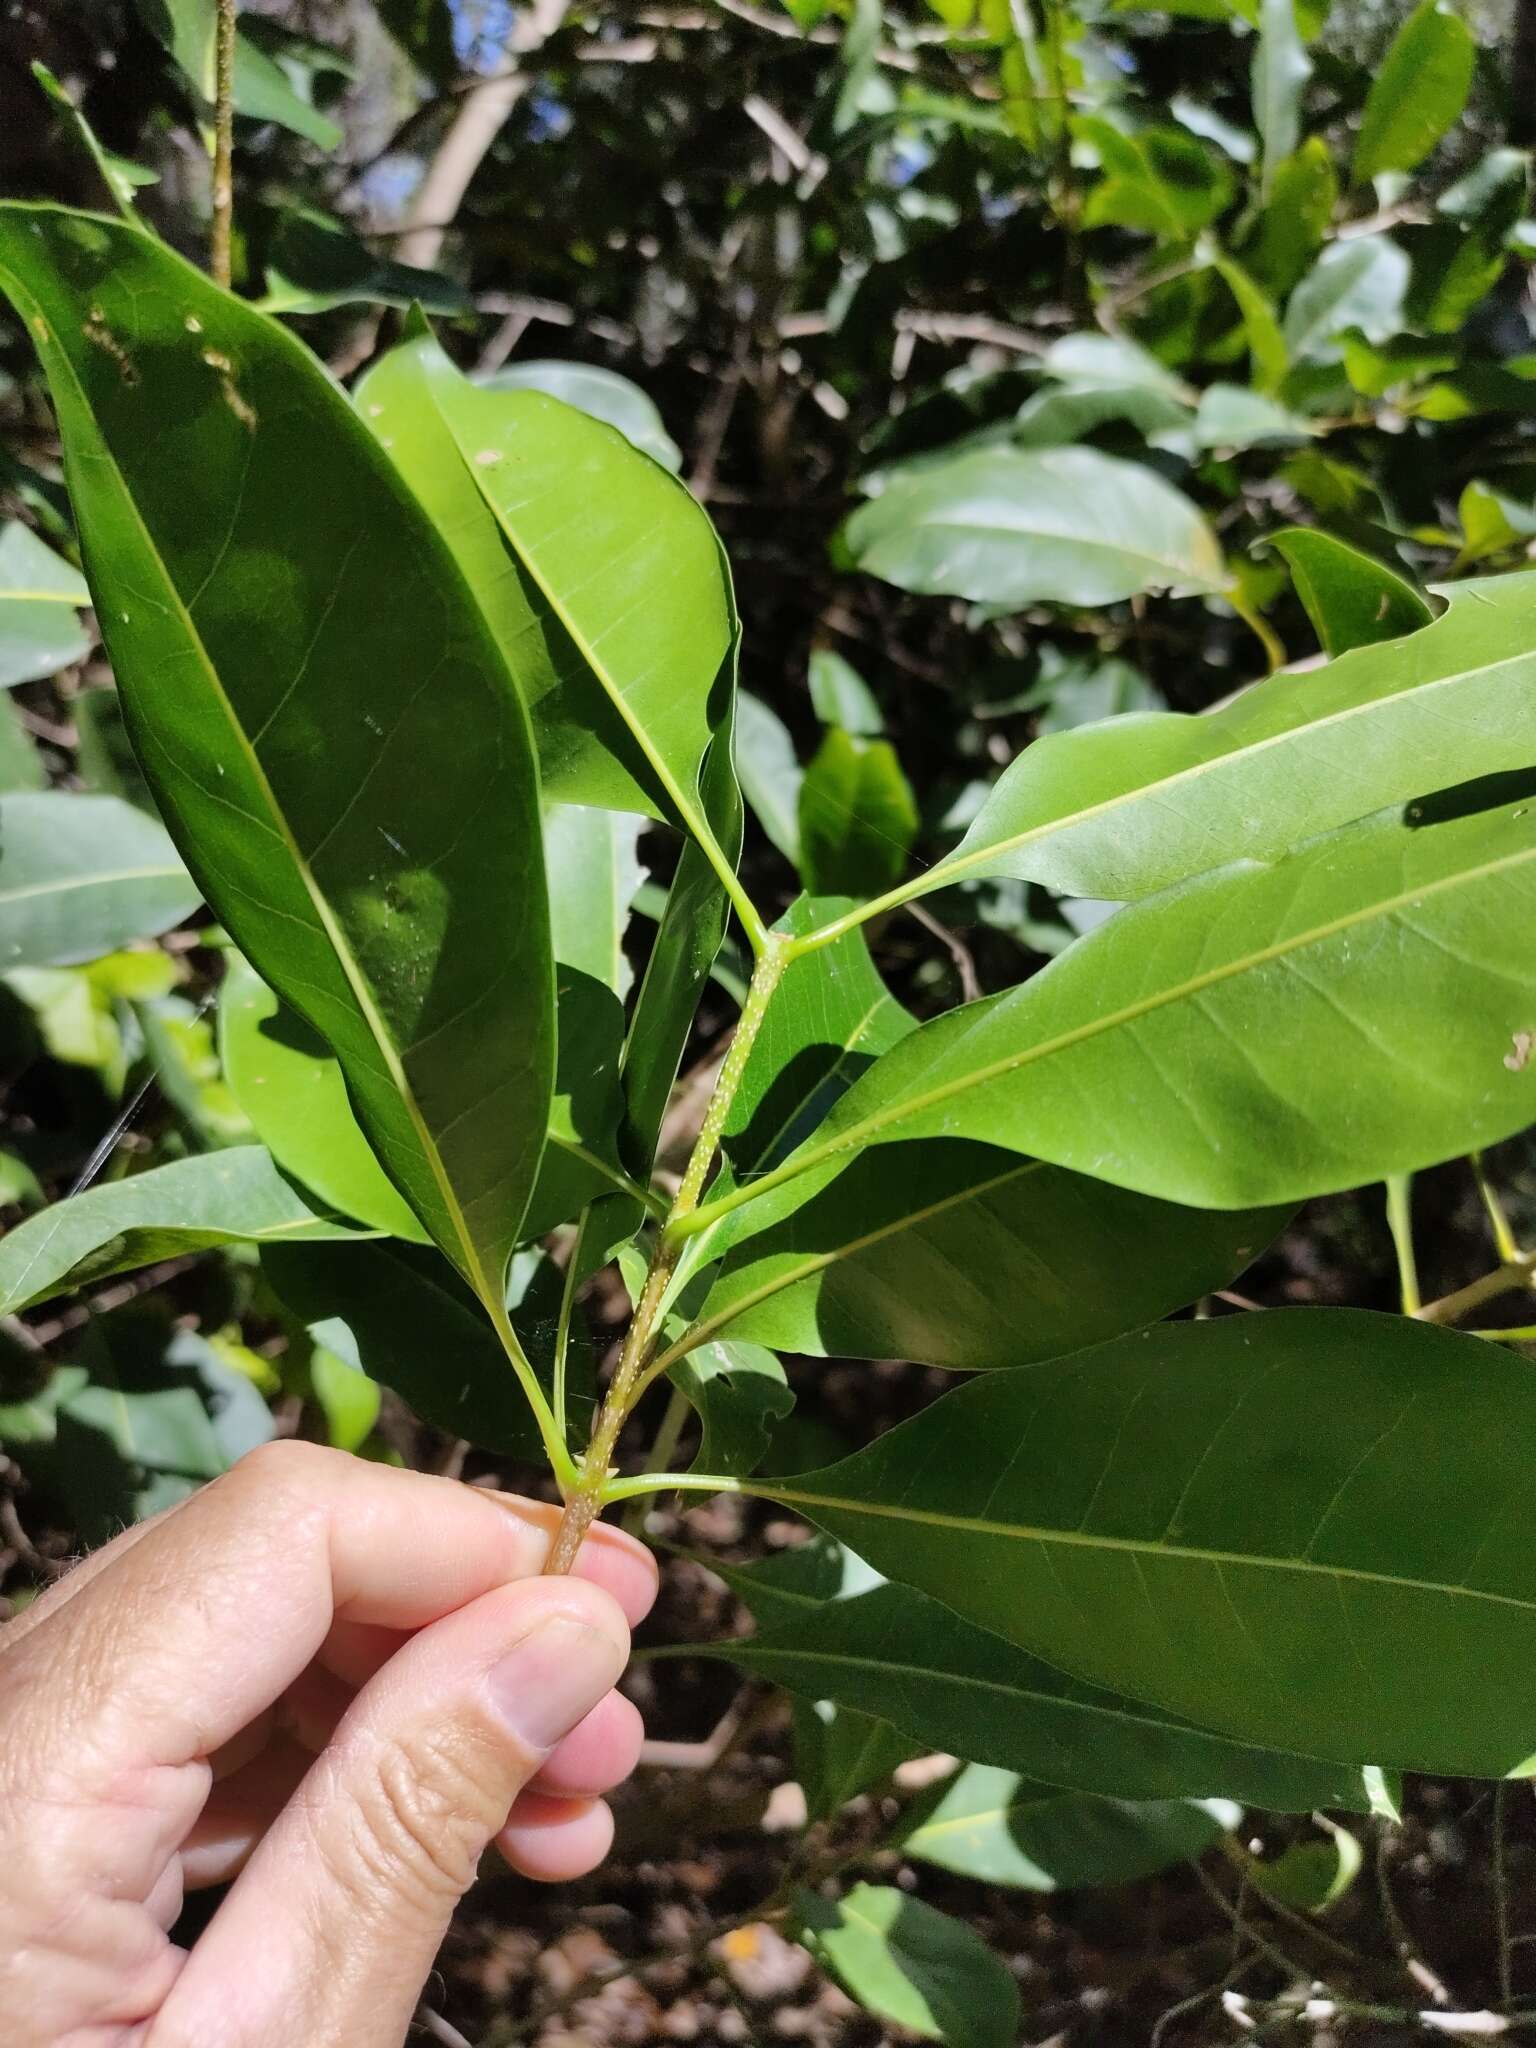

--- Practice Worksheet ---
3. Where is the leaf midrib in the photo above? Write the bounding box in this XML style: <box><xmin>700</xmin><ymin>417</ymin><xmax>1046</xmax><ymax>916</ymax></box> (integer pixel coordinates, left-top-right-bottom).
<box><xmin>714</xmin><ymin>838</ymin><xmax>1536</xmax><ymax>1227</ymax></box>
<box><xmin>940</xmin><ymin>637</ymin><xmax>1535</xmax><ymax>894</ymax></box>
<box><xmin>767</xmin><ymin>1480</ymin><xmax>1536</xmax><ymax>1617</ymax></box>
<box><xmin>6</xmin><ymin>259</ymin><xmax>492</xmax><ymax>1301</ymax></box>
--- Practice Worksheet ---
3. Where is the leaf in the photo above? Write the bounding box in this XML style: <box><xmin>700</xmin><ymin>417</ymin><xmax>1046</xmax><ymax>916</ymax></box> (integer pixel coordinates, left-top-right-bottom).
<box><xmin>1242</xmin><ymin>138</ymin><xmax>1337</xmax><ymax>296</ymax></box>
<box><xmin>1267</xmin><ymin>528</ymin><xmax>1433</xmax><ymax>654</ymax></box>
<box><xmin>136</xmin><ymin>0</ymin><xmax>342</xmax><ymax>147</ymax></box>
<box><xmin>1191</xmin><ymin>385</ymin><xmax>1309</xmax><ymax>450</ymax></box>
<box><xmin>0</xmin><ymin>207</ymin><xmax>555</xmax><ymax>1316</ymax></box>
<box><xmin>0</xmin><ymin>519</ymin><xmax>92</xmax><ymax>687</ymax></box>
<box><xmin>544</xmin><ymin>803</ymin><xmax>646</xmax><ymax>1001</ymax></box>
<box><xmin>0</xmin><ymin>697</ymin><xmax>43</xmax><ymax>793</ymax></box>
<box><xmin>1013</xmin><ymin>381</ymin><xmax>1193</xmax><ymax>447</ymax></box>
<box><xmin>1247</xmin><ymin>1814</ymin><xmax>1362</xmax><ymax>1911</ymax></box>
<box><xmin>1079</xmin><ymin>122</ymin><xmax>1235</xmax><ymax>240</ymax></box>
<box><xmin>717</xmin><ymin>793</ymin><xmax>1536</xmax><ymax>1216</ymax></box>
<box><xmin>0</xmin><ymin>1147</ymin><xmax>366</xmax><ymax>1314</ymax></box>
<box><xmin>1252</xmin><ymin>0</ymin><xmax>1311</xmax><ymax>192</ymax></box>
<box><xmin>1283</xmin><ymin>236</ymin><xmax>1410</xmax><ymax>359</ymax></box>
<box><xmin>481</xmin><ymin>360</ymin><xmax>682</xmax><ymax>472</ymax></box>
<box><xmin>808</xmin><ymin>648</ymin><xmax>884</xmax><ymax>735</ymax></box>
<box><xmin>673</xmin><ymin>1337</ymin><xmax>793</xmax><ymax>1475</ymax></box>
<box><xmin>898</xmin><ymin>1765</ymin><xmax>1235</xmax><ymax>1891</ymax></box>
<box><xmin>218</xmin><ymin>957</ymin><xmax>428</xmax><ymax>1240</ymax></box>
<box><xmin>735</xmin><ymin>691</ymin><xmax>803</xmax><ymax>866</ymax></box>
<box><xmin>618</xmin><ymin>712</ymin><xmax>744</xmax><ymax>1172</ymax></box>
<box><xmin>844</xmin><ymin>448</ymin><xmax>1226</xmax><ymax>608</ymax></box>
<box><xmin>766</xmin><ymin>1312</ymin><xmax>1536</xmax><ymax>1778</ymax></box>
<box><xmin>30</xmin><ymin>63</ymin><xmax>157</xmax><ymax>220</ymax></box>
<box><xmin>720</xmin><ymin>1575</ymin><xmax>1373</xmax><ymax>1809</ymax></box>
<box><xmin>798</xmin><ymin>730</ymin><xmax>918</xmax><ymax>899</ymax></box>
<box><xmin>793</xmin><ymin>1702</ymin><xmax>918</xmax><ymax>1822</ymax></box>
<box><xmin>686</xmin><ymin>1140</ymin><xmax>1285</xmax><ymax>1369</ymax></box>
<box><xmin>793</xmin><ymin>1885</ymin><xmax>1020</xmax><ymax>2048</ymax></box>
<box><xmin>885</xmin><ymin>573</ymin><xmax>1536</xmax><ymax>912</ymax></box>
<box><xmin>257</xmin><ymin>209</ymin><xmax>471</xmax><ymax>316</ymax></box>
<box><xmin>0</xmin><ymin>792</ymin><xmax>201</xmax><ymax>969</ymax></box>
<box><xmin>262</xmin><ymin>1238</ymin><xmax>545</xmax><ymax>1455</ymax></box>
<box><xmin>1353</xmin><ymin>1</ymin><xmax>1474</xmax><ymax>183</ymax></box>
<box><xmin>1209</xmin><ymin>255</ymin><xmax>1289</xmax><ymax>393</ymax></box>
<box><xmin>427</xmin><ymin>345</ymin><xmax>739</xmax><ymax>849</ymax></box>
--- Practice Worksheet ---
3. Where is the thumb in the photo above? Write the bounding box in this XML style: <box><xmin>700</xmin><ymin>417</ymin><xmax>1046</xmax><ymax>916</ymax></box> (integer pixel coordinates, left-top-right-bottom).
<box><xmin>158</xmin><ymin>1575</ymin><xmax>628</xmax><ymax>2048</ymax></box>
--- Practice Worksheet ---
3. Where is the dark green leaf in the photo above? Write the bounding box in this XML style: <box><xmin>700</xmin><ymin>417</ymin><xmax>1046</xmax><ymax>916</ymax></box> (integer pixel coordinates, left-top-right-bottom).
<box><xmin>793</xmin><ymin>1885</ymin><xmax>1020</xmax><ymax>2048</ymax></box>
<box><xmin>808</xmin><ymin>648</ymin><xmax>884</xmax><ymax>735</ymax></box>
<box><xmin>673</xmin><ymin>1336</ymin><xmax>793</xmax><ymax>1475</ymax></box>
<box><xmin>0</xmin><ymin>208</ymin><xmax>555</xmax><ymax>1318</ymax></box>
<box><xmin>1268</xmin><ymin>528</ymin><xmax>1433</xmax><ymax>654</ymax></box>
<box><xmin>258</xmin><ymin>209</ymin><xmax>471</xmax><ymax>316</ymax></box>
<box><xmin>798</xmin><ymin>730</ymin><xmax>917</xmax><ymax>899</ymax></box>
<box><xmin>770</xmin><ymin>1313</ymin><xmax>1536</xmax><ymax>1777</ymax></box>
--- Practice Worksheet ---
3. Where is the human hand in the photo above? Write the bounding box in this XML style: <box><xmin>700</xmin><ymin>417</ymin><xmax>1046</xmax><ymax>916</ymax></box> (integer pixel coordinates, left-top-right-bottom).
<box><xmin>0</xmin><ymin>1441</ymin><xmax>656</xmax><ymax>2047</ymax></box>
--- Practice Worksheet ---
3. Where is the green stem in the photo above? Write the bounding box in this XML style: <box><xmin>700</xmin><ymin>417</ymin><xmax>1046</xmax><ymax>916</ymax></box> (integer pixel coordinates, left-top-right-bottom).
<box><xmin>1472</xmin><ymin>1151</ymin><xmax>1523</xmax><ymax>1266</ymax></box>
<box><xmin>487</xmin><ymin>1293</ymin><xmax>578</xmax><ymax>1493</ymax></box>
<box><xmin>551</xmin><ymin>1210</ymin><xmax>591</xmax><ymax>1444</ymax></box>
<box><xmin>620</xmin><ymin>1383</ymin><xmax>691</xmax><ymax>1537</ymax></box>
<box><xmin>1384</xmin><ymin>1174</ymin><xmax>1420</xmax><ymax>1316</ymax></box>
<box><xmin>545</xmin><ymin>933</ymin><xmax>789</xmax><ymax>1572</ymax></box>
<box><xmin>210</xmin><ymin>0</ymin><xmax>237</xmax><ymax>287</ymax></box>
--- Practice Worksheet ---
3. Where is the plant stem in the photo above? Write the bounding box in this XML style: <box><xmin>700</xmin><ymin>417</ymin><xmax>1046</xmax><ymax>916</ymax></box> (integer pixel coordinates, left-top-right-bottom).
<box><xmin>1416</xmin><ymin>1251</ymin><xmax>1536</xmax><ymax>1328</ymax></box>
<box><xmin>1385</xmin><ymin>1174</ymin><xmax>1421</xmax><ymax>1316</ymax></box>
<box><xmin>544</xmin><ymin>933</ymin><xmax>790</xmax><ymax>1574</ymax></box>
<box><xmin>210</xmin><ymin>0</ymin><xmax>237</xmax><ymax>288</ymax></box>
<box><xmin>620</xmin><ymin>1383</ymin><xmax>691</xmax><ymax>1536</ymax></box>
<box><xmin>1472</xmin><ymin>1151</ymin><xmax>1523</xmax><ymax>1266</ymax></box>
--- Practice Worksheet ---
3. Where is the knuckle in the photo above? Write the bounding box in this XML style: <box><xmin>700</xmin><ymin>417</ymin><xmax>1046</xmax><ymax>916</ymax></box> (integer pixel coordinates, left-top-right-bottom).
<box><xmin>226</xmin><ymin>1435</ymin><xmax>331</xmax><ymax>1496</ymax></box>
<box><xmin>340</xmin><ymin>1724</ymin><xmax>508</xmax><ymax>1906</ymax></box>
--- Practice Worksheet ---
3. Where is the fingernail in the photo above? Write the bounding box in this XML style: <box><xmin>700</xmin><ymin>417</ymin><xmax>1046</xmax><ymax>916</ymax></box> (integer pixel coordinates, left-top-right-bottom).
<box><xmin>488</xmin><ymin>1615</ymin><xmax>625</xmax><ymax>1751</ymax></box>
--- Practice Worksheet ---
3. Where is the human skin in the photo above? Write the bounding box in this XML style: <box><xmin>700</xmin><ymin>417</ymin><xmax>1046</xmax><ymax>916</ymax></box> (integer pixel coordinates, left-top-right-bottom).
<box><xmin>0</xmin><ymin>1440</ymin><xmax>657</xmax><ymax>2047</ymax></box>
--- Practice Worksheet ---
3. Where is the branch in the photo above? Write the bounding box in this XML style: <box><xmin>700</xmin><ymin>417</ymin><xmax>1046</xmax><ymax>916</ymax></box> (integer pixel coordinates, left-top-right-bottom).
<box><xmin>394</xmin><ymin>0</ymin><xmax>573</xmax><ymax>272</ymax></box>
<box><xmin>210</xmin><ymin>0</ymin><xmax>237</xmax><ymax>286</ymax></box>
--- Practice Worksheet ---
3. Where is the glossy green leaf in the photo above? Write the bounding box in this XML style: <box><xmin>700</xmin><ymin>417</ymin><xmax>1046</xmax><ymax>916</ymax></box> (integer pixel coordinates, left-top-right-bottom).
<box><xmin>847</xmin><ymin>447</ymin><xmax>1225</xmax><ymax>608</ymax></box>
<box><xmin>544</xmin><ymin>803</ymin><xmax>646</xmax><ymax>1001</ymax></box>
<box><xmin>1284</xmin><ymin>236</ymin><xmax>1409</xmax><ymax>359</ymax></box>
<box><xmin>481</xmin><ymin>360</ymin><xmax>682</xmax><ymax>472</ymax></box>
<box><xmin>898</xmin><ymin>1765</ymin><xmax>1235</xmax><ymax>1891</ymax></box>
<box><xmin>0</xmin><ymin>519</ymin><xmax>92</xmax><ymax>687</ymax></box>
<box><xmin>882</xmin><ymin>573</ymin><xmax>1536</xmax><ymax>912</ymax></box>
<box><xmin>1252</xmin><ymin>0</ymin><xmax>1311</xmax><ymax>192</ymax></box>
<box><xmin>808</xmin><ymin>648</ymin><xmax>884</xmax><ymax>735</ymax></box>
<box><xmin>1191</xmin><ymin>384</ymin><xmax>1309</xmax><ymax>450</ymax></box>
<box><xmin>794</xmin><ymin>1885</ymin><xmax>1019</xmax><ymax>2048</ymax></box>
<box><xmin>1353</xmin><ymin>1</ymin><xmax>1474</xmax><ymax>183</ymax></box>
<box><xmin>735</xmin><ymin>691</ymin><xmax>803</xmax><ymax>865</ymax></box>
<box><xmin>719</xmin><ymin>1573</ymin><xmax>1373</xmax><ymax>1809</ymax></box>
<box><xmin>686</xmin><ymin>1141</ymin><xmax>1284</xmax><ymax>1369</ymax></box>
<box><xmin>723</xmin><ymin>794</ymin><xmax>1536</xmax><ymax>1216</ymax></box>
<box><xmin>428</xmin><ymin>346</ymin><xmax>739</xmax><ymax>851</ymax></box>
<box><xmin>769</xmin><ymin>1312</ymin><xmax>1536</xmax><ymax>1777</ymax></box>
<box><xmin>218</xmin><ymin>957</ymin><xmax>427</xmax><ymax>1240</ymax></box>
<box><xmin>1268</xmin><ymin>528</ymin><xmax>1433</xmax><ymax>654</ymax></box>
<box><xmin>0</xmin><ymin>207</ymin><xmax>555</xmax><ymax>1314</ymax></box>
<box><xmin>262</xmin><ymin>1238</ymin><xmax>544</xmax><ymax>1455</ymax></box>
<box><xmin>798</xmin><ymin>730</ymin><xmax>918</xmax><ymax>900</ymax></box>
<box><xmin>0</xmin><ymin>1147</ymin><xmax>366</xmax><ymax>1314</ymax></box>
<box><xmin>0</xmin><ymin>792</ymin><xmax>201</xmax><ymax>969</ymax></box>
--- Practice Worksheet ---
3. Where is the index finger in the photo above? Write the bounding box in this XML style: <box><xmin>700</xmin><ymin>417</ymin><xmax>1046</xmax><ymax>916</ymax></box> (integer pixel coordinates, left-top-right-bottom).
<box><xmin>1</xmin><ymin>1441</ymin><xmax>654</xmax><ymax>1782</ymax></box>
